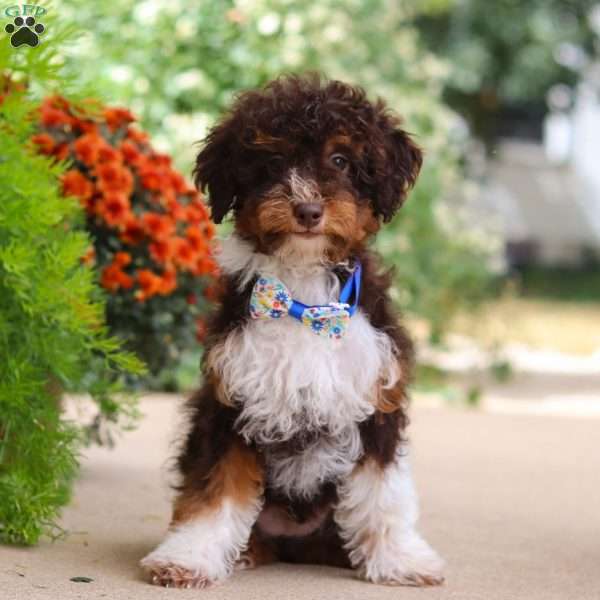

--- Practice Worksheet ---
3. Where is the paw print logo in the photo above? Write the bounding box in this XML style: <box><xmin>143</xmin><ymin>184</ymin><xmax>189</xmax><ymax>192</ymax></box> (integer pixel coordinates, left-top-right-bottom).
<box><xmin>5</xmin><ymin>16</ymin><xmax>45</xmax><ymax>48</ymax></box>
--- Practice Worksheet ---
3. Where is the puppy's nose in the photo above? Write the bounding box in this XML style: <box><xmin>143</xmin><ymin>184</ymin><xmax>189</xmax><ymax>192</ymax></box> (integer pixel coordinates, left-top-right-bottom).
<box><xmin>294</xmin><ymin>203</ymin><xmax>323</xmax><ymax>229</ymax></box>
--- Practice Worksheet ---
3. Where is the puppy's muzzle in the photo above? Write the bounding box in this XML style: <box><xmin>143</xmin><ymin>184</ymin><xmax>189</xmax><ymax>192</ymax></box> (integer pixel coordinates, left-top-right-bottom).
<box><xmin>294</xmin><ymin>203</ymin><xmax>323</xmax><ymax>229</ymax></box>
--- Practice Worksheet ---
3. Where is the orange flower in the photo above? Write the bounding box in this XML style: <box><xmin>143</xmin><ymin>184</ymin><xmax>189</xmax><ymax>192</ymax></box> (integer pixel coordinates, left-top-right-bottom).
<box><xmin>149</xmin><ymin>238</ymin><xmax>175</xmax><ymax>264</ymax></box>
<box><xmin>125</xmin><ymin>126</ymin><xmax>149</xmax><ymax>144</ymax></box>
<box><xmin>119</xmin><ymin>140</ymin><xmax>143</xmax><ymax>166</ymax></box>
<box><xmin>186</xmin><ymin>198</ymin><xmax>210</xmax><ymax>223</ymax></box>
<box><xmin>155</xmin><ymin>187</ymin><xmax>177</xmax><ymax>207</ymax></box>
<box><xmin>96</xmin><ymin>192</ymin><xmax>132</xmax><ymax>227</ymax></box>
<box><xmin>114</xmin><ymin>251</ymin><xmax>132</xmax><ymax>267</ymax></box>
<box><xmin>53</xmin><ymin>143</ymin><xmax>70</xmax><ymax>161</ymax></box>
<box><xmin>30</xmin><ymin>95</ymin><xmax>222</xmax><ymax>325</ymax></box>
<box><xmin>96</xmin><ymin>161</ymin><xmax>134</xmax><ymax>195</ymax></box>
<box><xmin>73</xmin><ymin>133</ymin><xmax>107</xmax><ymax>166</ymax></box>
<box><xmin>40</xmin><ymin>101</ymin><xmax>72</xmax><ymax>128</ymax></box>
<box><xmin>138</xmin><ymin>164</ymin><xmax>165</xmax><ymax>191</ymax></box>
<box><xmin>101</xmin><ymin>263</ymin><xmax>134</xmax><ymax>292</ymax></box>
<box><xmin>167</xmin><ymin>198</ymin><xmax>187</xmax><ymax>221</ymax></box>
<box><xmin>46</xmin><ymin>95</ymin><xmax>70</xmax><ymax>111</ymax></box>
<box><xmin>120</xmin><ymin>217</ymin><xmax>145</xmax><ymax>245</ymax></box>
<box><xmin>136</xmin><ymin>269</ymin><xmax>163</xmax><ymax>301</ymax></box>
<box><xmin>141</xmin><ymin>212</ymin><xmax>176</xmax><ymax>239</ymax></box>
<box><xmin>73</xmin><ymin>119</ymin><xmax>99</xmax><ymax>135</ymax></box>
<box><xmin>194</xmin><ymin>256</ymin><xmax>218</xmax><ymax>276</ymax></box>
<box><xmin>202</xmin><ymin>220</ymin><xmax>216</xmax><ymax>239</ymax></box>
<box><xmin>158</xmin><ymin>269</ymin><xmax>177</xmax><ymax>295</ymax></box>
<box><xmin>61</xmin><ymin>169</ymin><xmax>94</xmax><ymax>202</ymax></box>
<box><xmin>173</xmin><ymin>237</ymin><xmax>197</xmax><ymax>269</ymax></box>
<box><xmin>31</xmin><ymin>133</ymin><xmax>55</xmax><ymax>155</ymax></box>
<box><xmin>185</xmin><ymin>226</ymin><xmax>207</xmax><ymax>253</ymax></box>
<box><xmin>104</xmin><ymin>106</ymin><xmax>136</xmax><ymax>131</ymax></box>
<box><xmin>147</xmin><ymin>153</ymin><xmax>171</xmax><ymax>168</ymax></box>
<box><xmin>168</xmin><ymin>171</ymin><xmax>188</xmax><ymax>194</ymax></box>
<box><xmin>97</xmin><ymin>145</ymin><xmax>122</xmax><ymax>163</ymax></box>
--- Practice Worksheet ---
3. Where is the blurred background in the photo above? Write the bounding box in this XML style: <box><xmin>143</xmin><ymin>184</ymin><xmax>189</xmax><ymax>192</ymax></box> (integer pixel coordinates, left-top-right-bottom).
<box><xmin>54</xmin><ymin>0</ymin><xmax>600</xmax><ymax>410</ymax></box>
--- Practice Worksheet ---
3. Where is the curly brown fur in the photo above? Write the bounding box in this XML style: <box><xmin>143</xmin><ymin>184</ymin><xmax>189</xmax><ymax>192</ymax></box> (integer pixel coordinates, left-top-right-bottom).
<box><xmin>194</xmin><ymin>73</ymin><xmax>422</xmax><ymax>228</ymax></box>
<box><xmin>142</xmin><ymin>75</ymin><xmax>444</xmax><ymax>589</ymax></box>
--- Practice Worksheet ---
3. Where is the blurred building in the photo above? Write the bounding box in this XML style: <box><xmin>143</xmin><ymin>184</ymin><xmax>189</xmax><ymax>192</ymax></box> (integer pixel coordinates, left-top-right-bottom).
<box><xmin>481</xmin><ymin>74</ymin><xmax>600</xmax><ymax>268</ymax></box>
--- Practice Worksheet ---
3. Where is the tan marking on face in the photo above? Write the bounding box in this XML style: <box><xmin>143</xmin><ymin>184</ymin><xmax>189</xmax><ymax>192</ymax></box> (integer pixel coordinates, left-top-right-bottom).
<box><xmin>235</xmin><ymin>193</ymin><xmax>295</xmax><ymax>253</ymax></box>
<box><xmin>323</xmin><ymin>193</ymin><xmax>380</xmax><ymax>262</ymax></box>
<box><xmin>322</xmin><ymin>134</ymin><xmax>365</xmax><ymax>163</ymax></box>
<box><xmin>251</xmin><ymin>131</ymin><xmax>282</xmax><ymax>147</ymax></box>
<box><xmin>234</xmin><ymin>145</ymin><xmax>379</xmax><ymax>262</ymax></box>
<box><xmin>250</xmin><ymin>130</ymin><xmax>294</xmax><ymax>154</ymax></box>
<box><xmin>257</xmin><ymin>196</ymin><xmax>296</xmax><ymax>234</ymax></box>
<box><xmin>172</xmin><ymin>441</ymin><xmax>263</xmax><ymax>525</ymax></box>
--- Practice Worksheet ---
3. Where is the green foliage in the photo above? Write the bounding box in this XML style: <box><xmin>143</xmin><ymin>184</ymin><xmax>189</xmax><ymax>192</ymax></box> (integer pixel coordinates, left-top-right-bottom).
<box><xmin>59</xmin><ymin>0</ymin><xmax>495</xmax><ymax>339</ymax></box>
<box><xmin>514</xmin><ymin>265</ymin><xmax>600</xmax><ymax>303</ymax></box>
<box><xmin>32</xmin><ymin>96</ymin><xmax>217</xmax><ymax>388</ymax></box>
<box><xmin>414</xmin><ymin>0</ymin><xmax>598</xmax><ymax>146</ymax></box>
<box><xmin>0</xmin><ymin>10</ymin><xmax>144</xmax><ymax>545</ymax></box>
<box><xmin>377</xmin><ymin>163</ymin><xmax>492</xmax><ymax>341</ymax></box>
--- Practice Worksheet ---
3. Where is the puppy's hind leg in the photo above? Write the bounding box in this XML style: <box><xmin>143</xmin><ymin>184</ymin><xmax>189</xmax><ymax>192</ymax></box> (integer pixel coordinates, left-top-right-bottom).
<box><xmin>335</xmin><ymin>449</ymin><xmax>444</xmax><ymax>586</ymax></box>
<box><xmin>235</xmin><ymin>530</ymin><xmax>277</xmax><ymax>571</ymax></box>
<box><xmin>141</xmin><ymin>440</ymin><xmax>264</xmax><ymax>588</ymax></box>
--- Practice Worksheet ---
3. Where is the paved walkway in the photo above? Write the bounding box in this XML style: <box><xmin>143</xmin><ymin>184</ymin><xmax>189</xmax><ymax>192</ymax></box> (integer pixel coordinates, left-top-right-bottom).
<box><xmin>1</xmin><ymin>395</ymin><xmax>599</xmax><ymax>600</ymax></box>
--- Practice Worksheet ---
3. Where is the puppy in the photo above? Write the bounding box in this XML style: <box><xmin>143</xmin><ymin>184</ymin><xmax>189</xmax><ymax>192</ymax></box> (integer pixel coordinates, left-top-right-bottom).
<box><xmin>141</xmin><ymin>75</ymin><xmax>444</xmax><ymax>588</ymax></box>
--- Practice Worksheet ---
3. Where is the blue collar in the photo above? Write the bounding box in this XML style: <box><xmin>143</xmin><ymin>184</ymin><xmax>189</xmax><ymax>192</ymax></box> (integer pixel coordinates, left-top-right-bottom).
<box><xmin>286</xmin><ymin>260</ymin><xmax>362</xmax><ymax>322</ymax></box>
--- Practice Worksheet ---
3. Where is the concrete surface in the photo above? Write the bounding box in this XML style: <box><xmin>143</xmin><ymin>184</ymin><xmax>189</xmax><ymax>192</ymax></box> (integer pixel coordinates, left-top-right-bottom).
<box><xmin>1</xmin><ymin>395</ymin><xmax>599</xmax><ymax>600</ymax></box>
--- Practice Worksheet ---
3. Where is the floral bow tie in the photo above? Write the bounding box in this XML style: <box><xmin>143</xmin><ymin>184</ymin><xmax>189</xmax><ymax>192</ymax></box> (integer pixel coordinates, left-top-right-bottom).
<box><xmin>249</xmin><ymin>262</ymin><xmax>362</xmax><ymax>340</ymax></box>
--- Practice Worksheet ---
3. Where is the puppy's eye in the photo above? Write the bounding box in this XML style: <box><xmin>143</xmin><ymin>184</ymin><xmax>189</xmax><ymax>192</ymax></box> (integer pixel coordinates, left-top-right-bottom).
<box><xmin>330</xmin><ymin>153</ymin><xmax>349</xmax><ymax>171</ymax></box>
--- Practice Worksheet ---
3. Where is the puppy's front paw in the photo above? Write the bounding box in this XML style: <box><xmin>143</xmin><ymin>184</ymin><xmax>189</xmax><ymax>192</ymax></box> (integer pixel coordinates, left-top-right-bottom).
<box><xmin>361</xmin><ymin>534</ymin><xmax>445</xmax><ymax>587</ymax></box>
<box><xmin>143</xmin><ymin>561</ymin><xmax>214</xmax><ymax>589</ymax></box>
<box><xmin>140</xmin><ymin>520</ymin><xmax>234</xmax><ymax>588</ymax></box>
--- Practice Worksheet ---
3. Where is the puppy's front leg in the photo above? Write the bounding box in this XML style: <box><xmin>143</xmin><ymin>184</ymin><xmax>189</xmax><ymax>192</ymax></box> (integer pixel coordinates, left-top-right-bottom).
<box><xmin>335</xmin><ymin>449</ymin><xmax>444</xmax><ymax>586</ymax></box>
<box><xmin>141</xmin><ymin>440</ymin><xmax>264</xmax><ymax>588</ymax></box>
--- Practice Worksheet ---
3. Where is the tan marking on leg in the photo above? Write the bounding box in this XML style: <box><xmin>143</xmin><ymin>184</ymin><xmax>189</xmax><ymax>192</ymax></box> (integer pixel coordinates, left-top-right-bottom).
<box><xmin>172</xmin><ymin>440</ymin><xmax>263</xmax><ymax>525</ymax></box>
<box><xmin>143</xmin><ymin>442</ymin><xmax>264</xmax><ymax>588</ymax></box>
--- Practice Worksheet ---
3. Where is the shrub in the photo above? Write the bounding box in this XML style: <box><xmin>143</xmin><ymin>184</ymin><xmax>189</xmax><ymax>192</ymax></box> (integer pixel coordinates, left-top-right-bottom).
<box><xmin>0</xmin><ymin>29</ymin><xmax>144</xmax><ymax>543</ymax></box>
<box><xmin>32</xmin><ymin>96</ymin><xmax>218</xmax><ymax>381</ymax></box>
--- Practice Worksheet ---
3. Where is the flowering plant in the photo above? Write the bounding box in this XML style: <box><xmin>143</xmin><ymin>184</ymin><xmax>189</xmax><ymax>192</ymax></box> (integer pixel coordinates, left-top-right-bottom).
<box><xmin>32</xmin><ymin>96</ymin><xmax>218</xmax><ymax>380</ymax></box>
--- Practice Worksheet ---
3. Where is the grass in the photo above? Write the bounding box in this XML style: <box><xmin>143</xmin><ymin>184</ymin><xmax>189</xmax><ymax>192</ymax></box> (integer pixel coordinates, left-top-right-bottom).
<box><xmin>451</xmin><ymin>296</ymin><xmax>600</xmax><ymax>355</ymax></box>
<box><xmin>516</xmin><ymin>265</ymin><xmax>600</xmax><ymax>303</ymax></box>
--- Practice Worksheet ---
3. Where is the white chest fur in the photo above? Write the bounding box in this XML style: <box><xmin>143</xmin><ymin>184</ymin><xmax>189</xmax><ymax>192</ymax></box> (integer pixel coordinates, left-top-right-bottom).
<box><xmin>210</xmin><ymin>236</ymin><xmax>400</xmax><ymax>496</ymax></box>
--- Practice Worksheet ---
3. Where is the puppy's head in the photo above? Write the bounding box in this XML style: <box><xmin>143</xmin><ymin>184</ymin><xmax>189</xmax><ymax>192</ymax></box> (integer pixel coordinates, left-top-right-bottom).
<box><xmin>194</xmin><ymin>74</ymin><xmax>422</xmax><ymax>264</ymax></box>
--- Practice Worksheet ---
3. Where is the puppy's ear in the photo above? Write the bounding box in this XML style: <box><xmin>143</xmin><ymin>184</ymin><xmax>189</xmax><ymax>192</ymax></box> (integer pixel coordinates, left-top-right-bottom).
<box><xmin>372</xmin><ymin>128</ymin><xmax>423</xmax><ymax>222</ymax></box>
<box><xmin>193</xmin><ymin>120</ymin><xmax>238</xmax><ymax>225</ymax></box>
